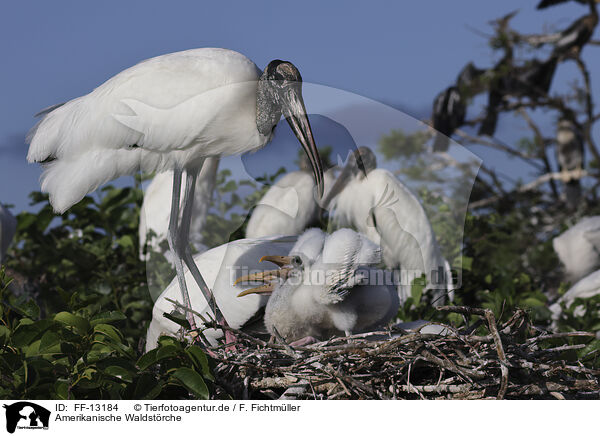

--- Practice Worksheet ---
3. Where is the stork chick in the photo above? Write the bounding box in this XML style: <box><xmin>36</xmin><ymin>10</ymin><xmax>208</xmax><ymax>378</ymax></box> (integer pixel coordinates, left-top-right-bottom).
<box><xmin>236</xmin><ymin>228</ymin><xmax>399</xmax><ymax>342</ymax></box>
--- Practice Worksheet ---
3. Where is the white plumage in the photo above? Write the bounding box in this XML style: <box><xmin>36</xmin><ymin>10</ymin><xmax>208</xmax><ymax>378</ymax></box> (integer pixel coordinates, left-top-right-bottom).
<box><xmin>325</xmin><ymin>149</ymin><xmax>453</xmax><ymax>305</ymax></box>
<box><xmin>550</xmin><ymin>269</ymin><xmax>600</xmax><ymax>327</ymax></box>
<box><xmin>139</xmin><ymin>157</ymin><xmax>220</xmax><ymax>258</ymax></box>
<box><xmin>553</xmin><ymin>216</ymin><xmax>600</xmax><ymax>283</ymax></box>
<box><xmin>0</xmin><ymin>205</ymin><xmax>17</xmax><ymax>263</ymax></box>
<box><xmin>146</xmin><ymin>234</ymin><xmax>297</xmax><ymax>351</ymax></box>
<box><xmin>239</xmin><ymin>228</ymin><xmax>399</xmax><ymax>342</ymax></box>
<box><xmin>245</xmin><ymin>167</ymin><xmax>337</xmax><ymax>238</ymax></box>
<box><xmin>27</xmin><ymin>49</ymin><xmax>267</xmax><ymax>214</ymax></box>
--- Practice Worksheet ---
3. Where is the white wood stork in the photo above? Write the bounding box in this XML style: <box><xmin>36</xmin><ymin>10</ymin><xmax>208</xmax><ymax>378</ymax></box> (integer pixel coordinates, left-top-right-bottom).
<box><xmin>245</xmin><ymin>154</ymin><xmax>337</xmax><ymax>238</ymax></box>
<box><xmin>553</xmin><ymin>216</ymin><xmax>600</xmax><ymax>282</ymax></box>
<box><xmin>146</xmin><ymin>234</ymin><xmax>297</xmax><ymax>351</ymax></box>
<box><xmin>139</xmin><ymin>157</ymin><xmax>220</xmax><ymax>260</ymax></box>
<box><xmin>236</xmin><ymin>228</ymin><xmax>399</xmax><ymax>342</ymax></box>
<box><xmin>322</xmin><ymin>146</ymin><xmax>453</xmax><ymax>305</ymax></box>
<box><xmin>0</xmin><ymin>205</ymin><xmax>17</xmax><ymax>264</ymax></box>
<box><xmin>550</xmin><ymin>269</ymin><xmax>600</xmax><ymax>329</ymax></box>
<box><xmin>26</xmin><ymin>48</ymin><xmax>324</xmax><ymax>331</ymax></box>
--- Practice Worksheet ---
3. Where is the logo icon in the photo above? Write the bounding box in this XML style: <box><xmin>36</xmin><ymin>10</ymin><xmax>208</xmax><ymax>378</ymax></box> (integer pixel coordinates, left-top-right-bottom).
<box><xmin>3</xmin><ymin>402</ymin><xmax>50</xmax><ymax>434</ymax></box>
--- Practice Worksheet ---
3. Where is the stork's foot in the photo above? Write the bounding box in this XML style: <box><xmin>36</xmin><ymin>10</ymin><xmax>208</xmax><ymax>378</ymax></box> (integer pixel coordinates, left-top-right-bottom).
<box><xmin>290</xmin><ymin>336</ymin><xmax>318</xmax><ymax>347</ymax></box>
<box><xmin>220</xmin><ymin>318</ymin><xmax>239</xmax><ymax>353</ymax></box>
<box><xmin>224</xmin><ymin>330</ymin><xmax>238</xmax><ymax>352</ymax></box>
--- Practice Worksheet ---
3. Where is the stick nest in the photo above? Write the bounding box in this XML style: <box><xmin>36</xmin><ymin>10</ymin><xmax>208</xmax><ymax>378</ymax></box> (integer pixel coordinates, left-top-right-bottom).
<box><xmin>206</xmin><ymin>306</ymin><xmax>600</xmax><ymax>399</ymax></box>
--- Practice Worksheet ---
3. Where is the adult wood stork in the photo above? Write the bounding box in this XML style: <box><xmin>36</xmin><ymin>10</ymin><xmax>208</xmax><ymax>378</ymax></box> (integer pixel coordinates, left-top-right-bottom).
<box><xmin>431</xmin><ymin>62</ymin><xmax>486</xmax><ymax>152</ymax></box>
<box><xmin>553</xmin><ymin>216</ymin><xmax>600</xmax><ymax>282</ymax></box>
<box><xmin>479</xmin><ymin>56</ymin><xmax>558</xmax><ymax>136</ymax></box>
<box><xmin>0</xmin><ymin>205</ymin><xmax>17</xmax><ymax>264</ymax></box>
<box><xmin>236</xmin><ymin>228</ymin><xmax>399</xmax><ymax>342</ymax></box>
<box><xmin>26</xmin><ymin>48</ymin><xmax>324</xmax><ymax>330</ymax></box>
<box><xmin>455</xmin><ymin>62</ymin><xmax>487</xmax><ymax>94</ymax></box>
<box><xmin>431</xmin><ymin>86</ymin><xmax>466</xmax><ymax>152</ymax></box>
<box><xmin>139</xmin><ymin>157</ymin><xmax>220</xmax><ymax>260</ymax></box>
<box><xmin>550</xmin><ymin>269</ymin><xmax>600</xmax><ymax>329</ymax></box>
<box><xmin>556</xmin><ymin>116</ymin><xmax>585</xmax><ymax>209</ymax></box>
<box><xmin>322</xmin><ymin>147</ymin><xmax>453</xmax><ymax>305</ymax></box>
<box><xmin>245</xmin><ymin>153</ymin><xmax>337</xmax><ymax>238</ymax></box>
<box><xmin>146</xmin><ymin>233</ymin><xmax>298</xmax><ymax>351</ymax></box>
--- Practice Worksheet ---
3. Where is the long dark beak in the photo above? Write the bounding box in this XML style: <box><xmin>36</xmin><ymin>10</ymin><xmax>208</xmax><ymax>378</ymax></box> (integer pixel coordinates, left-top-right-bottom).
<box><xmin>282</xmin><ymin>87</ymin><xmax>324</xmax><ymax>197</ymax></box>
<box><xmin>321</xmin><ymin>158</ymin><xmax>355</xmax><ymax>209</ymax></box>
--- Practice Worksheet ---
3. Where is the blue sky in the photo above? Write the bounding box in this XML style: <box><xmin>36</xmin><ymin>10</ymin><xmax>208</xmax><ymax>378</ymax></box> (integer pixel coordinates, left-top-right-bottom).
<box><xmin>1</xmin><ymin>0</ymin><xmax>598</xmax><ymax>212</ymax></box>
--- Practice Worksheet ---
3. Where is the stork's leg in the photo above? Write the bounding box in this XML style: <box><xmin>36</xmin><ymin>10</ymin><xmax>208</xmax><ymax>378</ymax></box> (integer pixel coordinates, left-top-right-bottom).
<box><xmin>167</xmin><ymin>168</ymin><xmax>198</xmax><ymax>333</ymax></box>
<box><xmin>178</xmin><ymin>167</ymin><xmax>231</xmax><ymax>338</ymax></box>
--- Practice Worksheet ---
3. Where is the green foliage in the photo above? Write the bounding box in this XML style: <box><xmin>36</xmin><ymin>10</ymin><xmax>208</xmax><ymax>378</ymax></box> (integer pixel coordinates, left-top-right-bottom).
<box><xmin>0</xmin><ymin>182</ymin><xmax>216</xmax><ymax>399</ymax></box>
<box><xmin>378</xmin><ymin>129</ymin><xmax>429</xmax><ymax>161</ymax></box>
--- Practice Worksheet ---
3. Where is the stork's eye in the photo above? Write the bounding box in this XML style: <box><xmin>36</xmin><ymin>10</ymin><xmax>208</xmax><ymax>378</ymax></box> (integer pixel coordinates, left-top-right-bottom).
<box><xmin>292</xmin><ymin>256</ymin><xmax>303</xmax><ymax>267</ymax></box>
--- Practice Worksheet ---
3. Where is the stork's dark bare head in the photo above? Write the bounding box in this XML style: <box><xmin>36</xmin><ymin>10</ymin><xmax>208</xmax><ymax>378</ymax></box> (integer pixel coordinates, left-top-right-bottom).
<box><xmin>263</xmin><ymin>60</ymin><xmax>303</xmax><ymax>84</ymax></box>
<box><xmin>256</xmin><ymin>59</ymin><xmax>323</xmax><ymax>198</ymax></box>
<box><xmin>353</xmin><ymin>146</ymin><xmax>377</xmax><ymax>177</ymax></box>
<box><xmin>321</xmin><ymin>146</ymin><xmax>378</xmax><ymax>209</ymax></box>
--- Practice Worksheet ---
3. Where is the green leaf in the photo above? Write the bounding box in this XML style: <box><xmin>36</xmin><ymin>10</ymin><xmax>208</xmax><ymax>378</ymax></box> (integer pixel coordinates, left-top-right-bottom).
<box><xmin>93</xmin><ymin>324</ymin><xmax>124</xmax><ymax>343</ymax></box>
<box><xmin>0</xmin><ymin>325</ymin><xmax>10</xmax><ymax>342</ymax></box>
<box><xmin>185</xmin><ymin>346</ymin><xmax>214</xmax><ymax>381</ymax></box>
<box><xmin>171</xmin><ymin>368</ymin><xmax>209</xmax><ymax>399</ymax></box>
<box><xmin>14</xmin><ymin>300</ymin><xmax>40</xmax><ymax>319</ymax></box>
<box><xmin>461</xmin><ymin>256</ymin><xmax>473</xmax><ymax>271</ymax></box>
<box><xmin>156</xmin><ymin>344</ymin><xmax>180</xmax><ymax>361</ymax></box>
<box><xmin>12</xmin><ymin>321</ymin><xmax>54</xmax><ymax>347</ymax></box>
<box><xmin>410</xmin><ymin>275</ymin><xmax>426</xmax><ymax>303</ymax></box>
<box><xmin>163</xmin><ymin>311</ymin><xmax>191</xmax><ymax>330</ymax></box>
<box><xmin>54</xmin><ymin>380</ymin><xmax>71</xmax><ymax>400</ymax></box>
<box><xmin>54</xmin><ymin>312</ymin><xmax>90</xmax><ymax>335</ymax></box>
<box><xmin>522</xmin><ymin>297</ymin><xmax>545</xmax><ymax>308</ymax></box>
<box><xmin>90</xmin><ymin>311</ymin><xmax>127</xmax><ymax>327</ymax></box>
<box><xmin>116</xmin><ymin>235</ymin><xmax>134</xmax><ymax>250</ymax></box>
<box><xmin>133</xmin><ymin>373</ymin><xmax>163</xmax><ymax>399</ymax></box>
<box><xmin>137</xmin><ymin>349</ymin><xmax>159</xmax><ymax>371</ymax></box>
<box><xmin>38</xmin><ymin>331</ymin><xmax>62</xmax><ymax>354</ymax></box>
<box><xmin>104</xmin><ymin>365</ymin><xmax>134</xmax><ymax>383</ymax></box>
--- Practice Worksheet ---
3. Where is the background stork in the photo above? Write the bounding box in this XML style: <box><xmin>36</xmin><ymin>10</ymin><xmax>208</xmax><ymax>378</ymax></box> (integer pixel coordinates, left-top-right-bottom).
<box><xmin>431</xmin><ymin>86</ymin><xmax>466</xmax><ymax>152</ymax></box>
<box><xmin>323</xmin><ymin>147</ymin><xmax>453</xmax><ymax>305</ymax></box>
<box><xmin>139</xmin><ymin>157</ymin><xmax>220</xmax><ymax>260</ymax></box>
<box><xmin>553</xmin><ymin>216</ymin><xmax>600</xmax><ymax>282</ymax></box>
<box><xmin>431</xmin><ymin>62</ymin><xmax>486</xmax><ymax>152</ymax></box>
<box><xmin>26</xmin><ymin>48</ymin><xmax>324</xmax><ymax>331</ymax></box>
<box><xmin>550</xmin><ymin>269</ymin><xmax>600</xmax><ymax>329</ymax></box>
<box><xmin>555</xmin><ymin>116</ymin><xmax>585</xmax><ymax>209</ymax></box>
<box><xmin>0</xmin><ymin>205</ymin><xmax>16</xmax><ymax>264</ymax></box>
<box><xmin>245</xmin><ymin>153</ymin><xmax>337</xmax><ymax>238</ymax></box>
<box><xmin>479</xmin><ymin>55</ymin><xmax>558</xmax><ymax>137</ymax></box>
